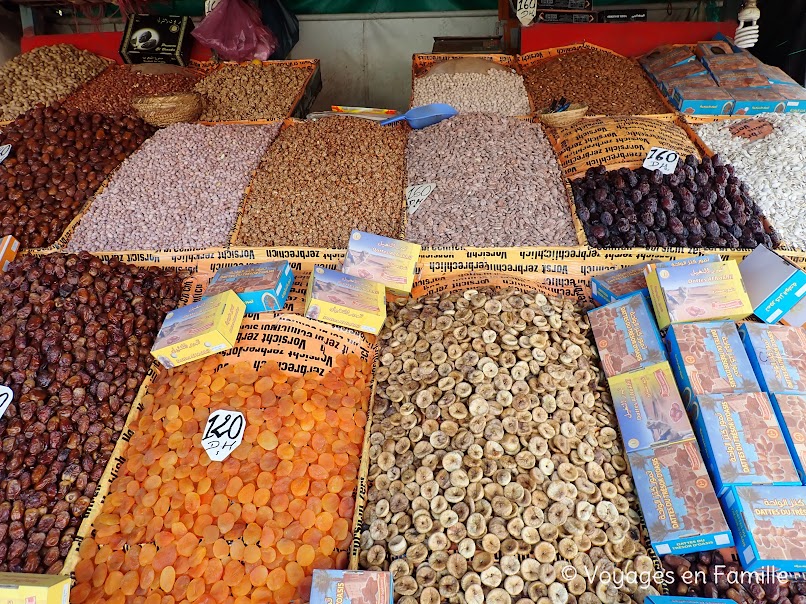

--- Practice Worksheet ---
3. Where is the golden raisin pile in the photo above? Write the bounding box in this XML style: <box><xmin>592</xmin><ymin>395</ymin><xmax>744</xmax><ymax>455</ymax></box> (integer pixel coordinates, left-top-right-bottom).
<box><xmin>71</xmin><ymin>353</ymin><xmax>371</xmax><ymax>604</ymax></box>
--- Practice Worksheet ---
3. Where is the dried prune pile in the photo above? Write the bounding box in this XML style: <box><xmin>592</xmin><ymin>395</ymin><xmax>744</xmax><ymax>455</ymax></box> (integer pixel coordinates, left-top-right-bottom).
<box><xmin>572</xmin><ymin>154</ymin><xmax>778</xmax><ymax>249</ymax></box>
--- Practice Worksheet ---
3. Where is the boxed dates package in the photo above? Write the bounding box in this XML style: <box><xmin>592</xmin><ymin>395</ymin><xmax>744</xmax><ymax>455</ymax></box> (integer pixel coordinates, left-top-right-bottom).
<box><xmin>0</xmin><ymin>572</ymin><xmax>70</xmax><ymax>604</ymax></box>
<box><xmin>305</xmin><ymin>266</ymin><xmax>386</xmax><ymax>335</ymax></box>
<box><xmin>769</xmin><ymin>394</ymin><xmax>806</xmax><ymax>483</ymax></box>
<box><xmin>628</xmin><ymin>439</ymin><xmax>733</xmax><ymax>555</ymax></box>
<box><xmin>120</xmin><ymin>15</ymin><xmax>195</xmax><ymax>66</ymax></box>
<box><xmin>588</xmin><ymin>293</ymin><xmax>666</xmax><ymax>378</ymax></box>
<box><xmin>722</xmin><ymin>485</ymin><xmax>806</xmax><ymax>572</ymax></box>
<box><xmin>204</xmin><ymin>261</ymin><xmax>294</xmax><ymax>314</ymax></box>
<box><xmin>739</xmin><ymin>244</ymin><xmax>806</xmax><ymax>324</ymax></box>
<box><xmin>342</xmin><ymin>230</ymin><xmax>421</xmax><ymax>295</ymax></box>
<box><xmin>590</xmin><ymin>261</ymin><xmax>654</xmax><ymax>306</ymax></box>
<box><xmin>309</xmin><ymin>569</ymin><xmax>394</xmax><ymax>604</ymax></box>
<box><xmin>689</xmin><ymin>392</ymin><xmax>799</xmax><ymax>496</ymax></box>
<box><xmin>740</xmin><ymin>323</ymin><xmax>806</xmax><ymax>394</ymax></box>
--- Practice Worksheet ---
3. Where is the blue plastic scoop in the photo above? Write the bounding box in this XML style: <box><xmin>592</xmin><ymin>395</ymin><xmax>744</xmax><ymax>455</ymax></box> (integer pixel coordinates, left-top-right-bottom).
<box><xmin>380</xmin><ymin>103</ymin><xmax>458</xmax><ymax>129</ymax></box>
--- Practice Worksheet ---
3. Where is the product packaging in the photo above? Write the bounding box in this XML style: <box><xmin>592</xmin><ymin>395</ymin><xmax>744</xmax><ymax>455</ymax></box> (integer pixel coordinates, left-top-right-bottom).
<box><xmin>722</xmin><ymin>485</ymin><xmax>806</xmax><ymax>572</ymax></box>
<box><xmin>672</xmin><ymin>86</ymin><xmax>734</xmax><ymax>115</ymax></box>
<box><xmin>661</xmin><ymin>73</ymin><xmax>717</xmax><ymax>96</ymax></box>
<box><xmin>712</xmin><ymin>70</ymin><xmax>771</xmax><ymax>90</ymax></box>
<box><xmin>739</xmin><ymin>245</ymin><xmax>806</xmax><ymax>324</ymax></box>
<box><xmin>342</xmin><ymin>230</ymin><xmax>421</xmax><ymax>295</ymax></box>
<box><xmin>695</xmin><ymin>41</ymin><xmax>737</xmax><ymax>59</ymax></box>
<box><xmin>647</xmin><ymin>597</ymin><xmax>736</xmax><ymax>604</ymax></box>
<box><xmin>608</xmin><ymin>362</ymin><xmax>692</xmax><ymax>453</ymax></box>
<box><xmin>759</xmin><ymin>65</ymin><xmax>801</xmax><ymax>86</ymax></box>
<box><xmin>700</xmin><ymin>52</ymin><xmax>759</xmax><ymax>73</ymax></box>
<box><xmin>204</xmin><ymin>261</ymin><xmax>294</xmax><ymax>314</ymax></box>
<box><xmin>535</xmin><ymin>10</ymin><xmax>597</xmax><ymax>23</ymax></box>
<box><xmin>727</xmin><ymin>87</ymin><xmax>788</xmax><ymax>115</ymax></box>
<box><xmin>739</xmin><ymin>323</ymin><xmax>806</xmax><ymax>394</ymax></box>
<box><xmin>773</xmin><ymin>84</ymin><xmax>806</xmax><ymax>113</ymax></box>
<box><xmin>151</xmin><ymin>290</ymin><xmax>245</xmax><ymax>369</ymax></box>
<box><xmin>640</xmin><ymin>46</ymin><xmax>697</xmax><ymax>77</ymax></box>
<box><xmin>629</xmin><ymin>439</ymin><xmax>733</xmax><ymax>555</ymax></box>
<box><xmin>305</xmin><ymin>266</ymin><xmax>386</xmax><ymax>335</ymax></box>
<box><xmin>0</xmin><ymin>235</ymin><xmax>19</xmax><ymax>272</ymax></box>
<box><xmin>588</xmin><ymin>293</ymin><xmax>666</xmax><ymax>378</ymax></box>
<box><xmin>666</xmin><ymin>321</ymin><xmax>760</xmax><ymax>407</ymax></box>
<box><xmin>655</xmin><ymin>61</ymin><xmax>709</xmax><ymax>87</ymax></box>
<box><xmin>689</xmin><ymin>391</ymin><xmax>799</xmax><ymax>496</ymax></box>
<box><xmin>590</xmin><ymin>261</ymin><xmax>655</xmax><ymax>306</ymax></box>
<box><xmin>0</xmin><ymin>573</ymin><xmax>70</xmax><ymax>604</ymax></box>
<box><xmin>309</xmin><ymin>569</ymin><xmax>394</xmax><ymax>604</ymax></box>
<box><xmin>769</xmin><ymin>393</ymin><xmax>806</xmax><ymax>483</ymax></box>
<box><xmin>120</xmin><ymin>15</ymin><xmax>195</xmax><ymax>66</ymax></box>
<box><xmin>645</xmin><ymin>258</ymin><xmax>752</xmax><ymax>329</ymax></box>
<box><xmin>782</xmin><ymin>296</ymin><xmax>806</xmax><ymax>329</ymax></box>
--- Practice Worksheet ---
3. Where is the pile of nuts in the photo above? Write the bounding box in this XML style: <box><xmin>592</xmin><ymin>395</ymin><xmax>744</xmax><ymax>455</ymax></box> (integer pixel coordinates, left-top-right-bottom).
<box><xmin>362</xmin><ymin>288</ymin><xmax>659</xmax><ymax>604</ymax></box>
<box><xmin>571</xmin><ymin>155</ymin><xmax>777</xmax><ymax>249</ymax></box>
<box><xmin>236</xmin><ymin>117</ymin><xmax>406</xmax><ymax>248</ymax></box>
<box><xmin>0</xmin><ymin>253</ymin><xmax>184</xmax><ymax>574</ymax></box>
<box><xmin>195</xmin><ymin>63</ymin><xmax>313</xmax><ymax>122</ymax></box>
<box><xmin>522</xmin><ymin>49</ymin><xmax>670</xmax><ymax>116</ymax></box>
<box><xmin>63</xmin><ymin>65</ymin><xmax>200</xmax><ymax>117</ymax></box>
<box><xmin>0</xmin><ymin>45</ymin><xmax>109</xmax><ymax>121</ymax></box>
<box><xmin>71</xmin><ymin>353</ymin><xmax>370</xmax><ymax>604</ymax></box>
<box><xmin>412</xmin><ymin>69</ymin><xmax>532</xmax><ymax>116</ymax></box>
<box><xmin>406</xmin><ymin>114</ymin><xmax>576</xmax><ymax>247</ymax></box>
<box><xmin>66</xmin><ymin>123</ymin><xmax>281</xmax><ymax>252</ymax></box>
<box><xmin>696</xmin><ymin>114</ymin><xmax>806</xmax><ymax>250</ymax></box>
<box><xmin>0</xmin><ymin>103</ymin><xmax>155</xmax><ymax>249</ymax></box>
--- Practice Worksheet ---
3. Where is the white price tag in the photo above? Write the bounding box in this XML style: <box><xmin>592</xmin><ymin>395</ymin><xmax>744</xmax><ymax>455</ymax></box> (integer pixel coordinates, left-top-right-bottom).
<box><xmin>0</xmin><ymin>386</ymin><xmax>12</xmax><ymax>420</ymax></box>
<box><xmin>406</xmin><ymin>183</ymin><xmax>436</xmax><ymax>215</ymax></box>
<box><xmin>202</xmin><ymin>410</ymin><xmax>245</xmax><ymax>461</ymax></box>
<box><xmin>516</xmin><ymin>0</ymin><xmax>537</xmax><ymax>25</ymax></box>
<box><xmin>0</xmin><ymin>145</ymin><xmax>10</xmax><ymax>165</ymax></box>
<box><xmin>642</xmin><ymin>147</ymin><xmax>679</xmax><ymax>175</ymax></box>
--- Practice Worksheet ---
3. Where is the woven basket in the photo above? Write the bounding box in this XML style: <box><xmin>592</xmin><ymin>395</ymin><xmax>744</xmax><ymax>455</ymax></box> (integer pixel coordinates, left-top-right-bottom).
<box><xmin>535</xmin><ymin>103</ymin><xmax>588</xmax><ymax>128</ymax></box>
<box><xmin>131</xmin><ymin>92</ymin><xmax>203</xmax><ymax>127</ymax></box>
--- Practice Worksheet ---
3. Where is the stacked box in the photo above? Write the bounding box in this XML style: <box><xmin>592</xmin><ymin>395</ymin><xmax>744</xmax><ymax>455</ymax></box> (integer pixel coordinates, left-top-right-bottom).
<box><xmin>738</xmin><ymin>244</ymin><xmax>806</xmax><ymax>324</ymax></box>
<box><xmin>727</xmin><ymin>87</ymin><xmax>788</xmax><ymax>115</ymax></box>
<box><xmin>305</xmin><ymin>266</ymin><xmax>386</xmax><ymax>335</ymax></box>
<box><xmin>590</xmin><ymin>261</ymin><xmax>655</xmax><ymax>306</ymax></box>
<box><xmin>672</xmin><ymin>86</ymin><xmax>734</xmax><ymax>116</ymax></box>
<box><xmin>769</xmin><ymin>394</ymin><xmax>806</xmax><ymax>483</ymax></box>
<box><xmin>689</xmin><ymin>392</ymin><xmax>800</xmax><ymax>496</ymax></box>
<box><xmin>740</xmin><ymin>323</ymin><xmax>806</xmax><ymax>394</ymax></box>
<box><xmin>342</xmin><ymin>230</ymin><xmax>421</xmax><ymax>295</ymax></box>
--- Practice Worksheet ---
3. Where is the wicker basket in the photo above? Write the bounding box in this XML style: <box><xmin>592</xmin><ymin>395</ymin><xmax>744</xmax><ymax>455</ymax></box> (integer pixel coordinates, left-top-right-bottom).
<box><xmin>131</xmin><ymin>92</ymin><xmax>203</xmax><ymax>127</ymax></box>
<box><xmin>535</xmin><ymin>103</ymin><xmax>588</xmax><ymax>128</ymax></box>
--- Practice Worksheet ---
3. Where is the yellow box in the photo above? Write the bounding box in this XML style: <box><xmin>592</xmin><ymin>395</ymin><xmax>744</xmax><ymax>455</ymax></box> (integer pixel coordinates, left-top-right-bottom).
<box><xmin>305</xmin><ymin>266</ymin><xmax>386</xmax><ymax>335</ymax></box>
<box><xmin>342</xmin><ymin>230</ymin><xmax>421</xmax><ymax>294</ymax></box>
<box><xmin>151</xmin><ymin>290</ymin><xmax>246</xmax><ymax>369</ymax></box>
<box><xmin>0</xmin><ymin>236</ymin><xmax>20</xmax><ymax>272</ymax></box>
<box><xmin>0</xmin><ymin>572</ymin><xmax>70</xmax><ymax>604</ymax></box>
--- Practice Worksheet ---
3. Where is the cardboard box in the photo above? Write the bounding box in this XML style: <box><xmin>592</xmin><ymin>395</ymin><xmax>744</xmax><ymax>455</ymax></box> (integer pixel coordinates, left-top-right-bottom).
<box><xmin>204</xmin><ymin>261</ymin><xmax>294</xmax><ymax>314</ymax></box>
<box><xmin>727</xmin><ymin>87</ymin><xmax>788</xmax><ymax>115</ymax></box>
<box><xmin>690</xmin><ymin>392</ymin><xmax>799</xmax><ymax>496</ymax></box>
<box><xmin>740</xmin><ymin>323</ymin><xmax>806</xmax><ymax>394</ymax></box>
<box><xmin>701</xmin><ymin>52</ymin><xmax>759</xmax><ymax>73</ymax></box>
<box><xmin>305</xmin><ymin>266</ymin><xmax>386</xmax><ymax>335</ymax></box>
<box><xmin>629</xmin><ymin>439</ymin><xmax>733</xmax><ymax>555</ymax></box>
<box><xmin>769</xmin><ymin>394</ymin><xmax>806</xmax><ymax>483</ymax></box>
<box><xmin>342</xmin><ymin>230</ymin><xmax>421</xmax><ymax>295</ymax></box>
<box><xmin>640</xmin><ymin>46</ymin><xmax>698</xmax><ymax>76</ymax></box>
<box><xmin>608</xmin><ymin>362</ymin><xmax>692</xmax><ymax>453</ymax></box>
<box><xmin>536</xmin><ymin>10</ymin><xmax>597</xmax><ymax>23</ymax></box>
<box><xmin>722</xmin><ymin>485</ymin><xmax>806</xmax><ymax>572</ymax></box>
<box><xmin>588</xmin><ymin>293</ymin><xmax>666</xmax><ymax>378</ymax></box>
<box><xmin>666</xmin><ymin>321</ymin><xmax>760</xmax><ymax>407</ymax></box>
<box><xmin>655</xmin><ymin>61</ymin><xmax>710</xmax><ymax>86</ymax></box>
<box><xmin>739</xmin><ymin>245</ymin><xmax>806</xmax><ymax>324</ymax></box>
<box><xmin>782</xmin><ymin>296</ymin><xmax>806</xmax><ymax>329</ymax></box>
<box><xmin>695</xmin><ymin>41</ymin><xmax>737</xmax><ymax>59</ymax></box>
<box><xmin>120</xmin><ymin>15</ymin><xmax>195</xmax><ymax>66</ymax></box>
<box><xmin>0</xmin><ymin>573</ymin><xmax>70</xmax><ymax>604</ymax></box>
<box><xmin>151</xmin><ymin>290</ymin><xmax>245</xmax><ymax>369</ymax></box>
<box><xmin>309</xmin><ymin>569</ymin><xmax>394</xmax><ymax>604</ymax></box>
<box><xmin>772</xmin><ymin>83</ymin><xmax>806</xmax><ymax>113</ymax></box>
<box><xmin>672</xmin><ymin>86</ymin><xmax>734</xmax><ymax>116</ymax></box>
<box><xmin>598</xmin><ymin>9</ymin><xmax>647</xmax><ymax>22</ymax></box>
<box><xmin>661</xmin><ymin>73</ymin><xmax>716</xmax><ymax>96</ymax></box>
<box><xmin>0</xmin><ymin>235</ymin><xmax>19</xmax><ymax>272</ymax></box>
<box><xmin>645</xmin><ymin>258</ymin><xmax>752</xmax><ymax>329</ymax></box>
<box><xmin>759</xmin><ymin>65</ymin><xmax>800</xmax><ymax>86</ymax></box>
<box><xmin>590</xmin><ymin>261</ymin><xmax>655</xmax><ymax>306</ymax></box>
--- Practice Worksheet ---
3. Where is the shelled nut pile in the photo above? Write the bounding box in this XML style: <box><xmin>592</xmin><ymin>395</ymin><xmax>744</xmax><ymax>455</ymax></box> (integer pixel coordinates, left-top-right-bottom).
<box><xmin>0</xmin><ymin>253</ymin><xmax>184</xmax><ymax>574</ymax></box>
<box><xmin>361</xmin><ymin>288</ymin><xmax>659</xmax><ymax>604</ymax></box>
<box><xmin>412</xmin><ymin>69</ymin><xmax>531</xmax><ymax>116</ymax></box>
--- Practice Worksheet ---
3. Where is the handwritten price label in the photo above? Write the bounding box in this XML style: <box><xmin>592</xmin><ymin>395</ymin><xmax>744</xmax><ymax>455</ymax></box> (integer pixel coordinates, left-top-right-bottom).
<box><xmin>729</xmin><ymin>118</ymin><xmax>773</xmax><ymax>142</ymax></box>
<box><xmin>406</xmin><ymin>183</ymin><xmax>436</xmax><ymax>215</ymax></box>
<box><xmin>0</xmin><ymin>386</ymin><xmax>12</xmax><ymax>420</ymax></box>
<box><xmin>0</xmin><ymin>145</ymin><xmax>10</xmax><ymax>165</ymax></box>
<box><xmin>642</xmin><ymin>147</ymin><xmax>679</xmax><ymax>175</ymax></box>
<box><xmin>516</xmin><ymin>0</ymin><xmax>538</xmax><ymax>25</ymax></box>
<box><xmin>202</xmin><ymin>410</ymin><xmax>245</xmax><ymax>461</ymax></box>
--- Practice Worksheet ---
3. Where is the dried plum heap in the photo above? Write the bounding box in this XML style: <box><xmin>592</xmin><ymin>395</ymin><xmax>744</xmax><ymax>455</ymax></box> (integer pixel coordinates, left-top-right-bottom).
<box><xmin>572</xmin><ymin>154</ymin><xmax>779</xmax><ymax>249</ymax></box>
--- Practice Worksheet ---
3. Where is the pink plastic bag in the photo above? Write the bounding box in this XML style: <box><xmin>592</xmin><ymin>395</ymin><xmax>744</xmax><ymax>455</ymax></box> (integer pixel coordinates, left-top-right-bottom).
<box><xmin>192</xmin><ymin>0</ymin><xmax>278</xmax><ymax>62</ymax></box>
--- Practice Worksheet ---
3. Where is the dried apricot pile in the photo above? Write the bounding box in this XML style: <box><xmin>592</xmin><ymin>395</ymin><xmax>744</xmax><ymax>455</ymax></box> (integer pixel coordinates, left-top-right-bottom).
<box><xmin>71</xmin><ymin>353</ymin><xmax>371</xmax><ymax>604</ymax></box>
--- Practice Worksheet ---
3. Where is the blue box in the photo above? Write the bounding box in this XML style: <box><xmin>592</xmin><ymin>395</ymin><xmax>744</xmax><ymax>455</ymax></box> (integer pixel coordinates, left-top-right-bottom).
<box><xmin>722</xmin><ymin>485</ymin><xmax>806</xmax><ymax>573</ymax></box>
<box><xmin>727</xmin><ymin>88</ymin><xmax>788</xmax><ymax>116</ymax></box>
<box><xmin>588</xmin><ymin>293</ymin><xmax>666</xmax><ymax>379</ymax></box>
<box><xmin>309</xmin><ymin>570</ymin><xmax>394</xmax><ymax>604</ymax></box>
<box><xmin>647</xmin><ymin>597</ymin><xmax>737</xmax><ymax>604</ymax></box>
<box><xmin>770</xmin><ymin>394</ymin><xmax>806</xmax><ymax>484</ymax></box>
<box><xmin>740</xmin><ymin>323</ymin><xmax>806</xmax><ymax>394</ymax></box>
<box><xmin>666</xmin><ymin>321</ymin><xmax>760</xmax><ymax>408</ymax></box>
<box><xmin>608</xmin><ymin>362</ymin><xmax>693</xmax><ymax>453</ymax></box>
<box><xmin>773</xmin><ymin>84</ymin><xmax>806</xmax><ymax>113</ymax></box>
<box><xmin>739</xmin><ymin>244</ymin><xmax>806</xmax><ymax>324</ymax></box>
<box><xmin>203</xmin><ymin>261</ymin><xmax>294</xmax><ymax>314</ymax></box>
<box><xmin>629</xmin><ymin>439</ymin><xmax>733</xmax><ymax>556</ymax></box>
<box><xmin>672</xmin><ymin>87</ymin><xmax>735</xmax><ymax>116</ymax></box>
<box><xmin>590</xmin><ymin>261</ymin><xmax>655</xmax><ymax>306</ymax></box>
<box><xmin>690</xmin><ymin>392</ymin><xmax>800</xmax><ymax>496</ymax></box>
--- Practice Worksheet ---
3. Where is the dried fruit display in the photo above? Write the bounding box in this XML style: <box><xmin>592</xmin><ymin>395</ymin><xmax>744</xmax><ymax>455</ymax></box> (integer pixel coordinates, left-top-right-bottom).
<box><xmin>0</xmin><ymin>253</ymin><xmax>184</xmax><ymax>574</ymax></box>
<box><xmin>71</xmin><ymin>354</ymin><xmax>371</xmax><ymax>604</ymax></box>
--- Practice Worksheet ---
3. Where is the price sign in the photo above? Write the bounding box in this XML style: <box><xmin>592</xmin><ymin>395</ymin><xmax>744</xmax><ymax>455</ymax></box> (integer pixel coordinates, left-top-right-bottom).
<box><xmin>406</xmin><ymin>183</ymin><xmax>436</xmax><ymax>215</ymax></box>
<box><xmin>642</xmin><ymin>147</ymin><xmax>679</xmax><ymax>175</ymax></box>
<box><xmin>729</xmin><ymin>118</ymin><xmax>773</xmax><ymax>142</ymax></box>
<box><xmin>0</xmin><ymin>145</ymin><xmax>10</xmax><ymax>165</ymax></box>
<box><xmin>202</xmin><ymin>410</ymin><xmax>245</xmax><ymax>461</ymax></box>
<box><xmin>0</xmin><ymin>386</ymin><xmax>12</xmax><ymax>420</ymax></box>
<box><xmin>516</xmin><ymin>0</ymin><xmax>538</xmax><ymax>25</ymax></box>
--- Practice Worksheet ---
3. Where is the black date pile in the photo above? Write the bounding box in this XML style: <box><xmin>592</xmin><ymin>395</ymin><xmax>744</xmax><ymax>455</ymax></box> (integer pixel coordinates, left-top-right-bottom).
<box><xmin>0</xmin><ymin>253</ymin><xmax>184</xmax><ymax>573</ymax></box>
<box><xmin>572</xmin><ymin>154</ymin><xmax>779</xmax><ymax>249</ymax></box>
<box><xmin>0</xmin><ymin>103</ymin><xmax>154</xmax><ymax>249</ymax></box>
<box><xmin>664</xmin><ymin>551</ymin><xmax>806</xmax><ymax>604</ymax></box>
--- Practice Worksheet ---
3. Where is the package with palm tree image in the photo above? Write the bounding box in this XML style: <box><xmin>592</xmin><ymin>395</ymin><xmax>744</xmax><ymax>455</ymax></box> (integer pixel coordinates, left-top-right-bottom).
<box><xmin>690</xmin><ymin>392</ymin><xmax>800</xmax><ymax>497</ymax></box>
<box><xmin>722</xmin><ymin>485</ymin><xmax>806</xmax><ymax>572</ymax></box>
<box><xmin>203</xmin><ymin>260</ymin><xmax>294</xmax><ymax>314</ymax></box>
<box><xmin>608</xmin><ymin>361</ymin><xmax>693</xmax><ymax>453</ymax></box>
<box><xmin>342</xmin><ymin>230</ymin><xmax>421</xmax><ymax>295</ymax></box>
<box><xmin>305</xmin><ymin>266</ymin><xmax>386</xmax><ymax>335</ymax></box>
<box><xmin>589</xmin><ymin>292</ymin><xmax>666</xmax><ymax>378</ymax></box>
<box><xmin>590</xmin><ymin>260</ymin><xmax>657</xmax><ymax>306</ymax></box>
<box><xmin>769</xmin><ymin>394</ymin><xmax>806</xmax><ymax>483</ymax></box>
<box><xmin>628</xmin><ymin>439</ymin><xmax>733</xmax><ymax>555</ymax></box>
<box><xmin>740</xmin><ymin>323</ymin><xmax>806</xmax><ymax>395</ymax></box>
<box><xmin>666</xmin><ymin>321</ymin><xmax>760</xmax><ymax>408</ymax></box>
<box><xmin>309</xmin><ymin>569</ymin><xmax>393</xmax><ymax>604</ymax></box>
